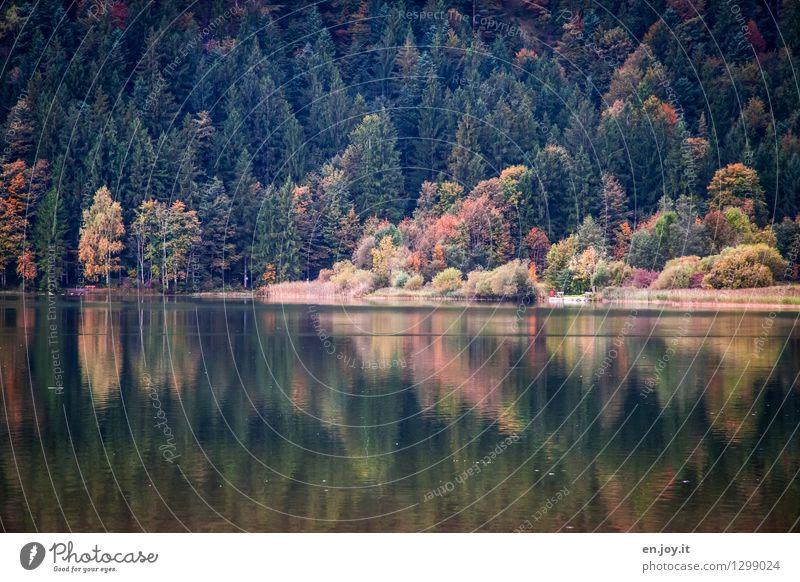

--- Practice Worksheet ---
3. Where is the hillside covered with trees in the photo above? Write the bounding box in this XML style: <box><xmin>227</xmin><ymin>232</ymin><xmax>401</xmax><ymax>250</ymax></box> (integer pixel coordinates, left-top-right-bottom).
<box><xmin>2</xmin><ymin>0</ymin><xmax>800</xmax><ymax>295</ymax></box>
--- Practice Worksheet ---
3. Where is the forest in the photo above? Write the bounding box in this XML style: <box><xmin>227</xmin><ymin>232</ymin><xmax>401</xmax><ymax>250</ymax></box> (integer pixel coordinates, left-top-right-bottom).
<box><xmin>1</xmin><ymin>0</ymin><xmax>800</xmax><ymax>295</ymax></box>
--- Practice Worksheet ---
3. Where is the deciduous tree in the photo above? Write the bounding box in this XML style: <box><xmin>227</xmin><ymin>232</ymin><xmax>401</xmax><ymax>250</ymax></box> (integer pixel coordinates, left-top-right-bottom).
<box><xmin>78</xmin><ymin>186</ymin><xmax>125</xmax><ymax>286</ymax></box>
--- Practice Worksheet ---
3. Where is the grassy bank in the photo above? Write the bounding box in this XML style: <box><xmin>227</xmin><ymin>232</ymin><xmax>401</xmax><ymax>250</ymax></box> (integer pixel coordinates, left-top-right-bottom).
<box><xmin>368</xmin><ymin>287</ymin><xmax>465</xmax><ymax>300</ymax></box>
<box><xmin>250</xmin><ymin>281</ymin><xmax>537</xmax><ymax>304</ymax></box>
<box><xmin>601</xmin><ymin>285</ymin><xmax>800</xmax><ymax>307</ymax></box>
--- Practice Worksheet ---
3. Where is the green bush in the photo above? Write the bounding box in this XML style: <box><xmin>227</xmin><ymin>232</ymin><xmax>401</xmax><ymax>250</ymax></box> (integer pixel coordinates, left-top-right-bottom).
<box><xmin>604</xmin><ymin>260</ymin><xmax>633</xmax><ymax>287</ymax></box>
<box><xmin>703</xmin><ymin>244</ymin><xmax>788</xmax><ymax>289</ymax></box>
<box><xmin>651</xmin><ymin>256</ymin><xmax>701</xmax><ymax>289</ymax></box>
<box><xmin>391</xmin><ymin>270</ymin><xmax>410</xmax><ymax>288</ymax></box>
<box><xmin>463</xmin><ymin>260</ymin><xmax>534</xmax><ymax>298</ymax></box>
<box><xmin>404</xmin><ymin>273</ymin><xmax>424</xmax><ymax>290</ymax></box>
<box><xmin>432</xmin><ymin>267</ymin><xmax>463</xmax><ymax>293</ymax></box>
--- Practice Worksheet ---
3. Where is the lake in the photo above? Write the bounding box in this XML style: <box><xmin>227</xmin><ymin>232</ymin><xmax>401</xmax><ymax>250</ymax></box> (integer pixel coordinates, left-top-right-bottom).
<box><xmin>1</xmin><ymin>295</ymin><xmax>798</xmax><ymax>532</ymax></box>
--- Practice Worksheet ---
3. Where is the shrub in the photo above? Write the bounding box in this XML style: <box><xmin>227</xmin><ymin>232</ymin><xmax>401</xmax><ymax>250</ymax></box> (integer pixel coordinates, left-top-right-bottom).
<box><xmin>463</xmin><ymin>269</ymin><xmax>490</xmax><ymax>297</ymax></box>
<box><xmin>703</xmin><ymin>244</ymin><xmax>788</xmax><ymax>289</ymax></box>
<box><xmin>347</xmin><ymin>270</ymin><xmax>375</xmax><ymax>296</ymax></box>
<box><xmin>651</xmin><ymin>265</ymin><xmax>693</xmax><ymax>289</ymax></box>
<box><xmin>317</xmin><ymin>268</ymin><xmax>334</xmax><ymax>283</ymax></box>
<box><xmin>626</xmin><ymin>269</ymin><xmax>659</xmax><ymax>288</ymax></box>
<box><xmin>330</xmin><ymin>261</ymin><xmax>374</xmax><ymax>294</ymax></box>
<box><xmin>391</xmin><ymin>270</ymin><xmax>410</xmax><ymax>288</ymax></box>
<box><xmin>651</xmin><ymin>256</ymin><xmax>701</xmax><ymax>289</ymax></box>
<box><xmin>604</xmin><ymin>260</ymin><xmax>633</xmax><ymax>287</ymax></box>
<box><xmin>404</xmin><ymin>273</ymin><xmax>424</xmax><ymax>290</ymax></box>
<box><xmin>432</xmin><ymin>267</ymin><xmax>463</xmax><ymax>293</ymax></box>
<box><xmin>353</xmin><ymin>235</ymin><xmax>375</xmax><ymax>269</ymax></box>
<box><xmin>462</xmin><ymin>260</ymin><xmax>533</xmax><ymax>298</ymax></box>
<box><xmin>699</xmin><ymin>254</ymin><xmax>719</xmax><ymax>273</ymax></box>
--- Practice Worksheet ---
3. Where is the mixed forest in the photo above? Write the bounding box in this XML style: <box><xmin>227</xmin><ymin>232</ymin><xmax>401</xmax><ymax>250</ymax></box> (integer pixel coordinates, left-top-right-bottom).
<box><xmin>2</xmin><ymin>0</ymin><xmax>800</xmax><ymax>295</ymax></box>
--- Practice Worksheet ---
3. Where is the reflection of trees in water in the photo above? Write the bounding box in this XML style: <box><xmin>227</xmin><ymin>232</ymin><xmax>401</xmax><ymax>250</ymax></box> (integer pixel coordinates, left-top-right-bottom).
<box><xmin>78</xmin><ymin>307</ymin><xmax>121</xmax><ymax>407</ymax></box>
<box><xmin>1</xmin><ymin>303</ymin><xmax>36</xmax><ymax>433</ymax></box>
<box><xmin>1</xmin><ymin>301</ymin><xmax>799</xmax><ymax>531</ymax></box>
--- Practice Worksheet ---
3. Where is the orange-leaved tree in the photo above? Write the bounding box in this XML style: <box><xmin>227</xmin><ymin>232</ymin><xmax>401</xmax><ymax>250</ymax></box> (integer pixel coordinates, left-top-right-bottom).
<box><xmin>78</xmin><ymin>186</ymin><xmax>125</xmax><ymax>286</ymax></box>
<box><xmin>707</xmin><ymin>163</ymin><xmax>767</xmax><ymax>224</ymax></box>
<box><xmin>0</xmin><ymin>160</ymin><xmax>48</xmax><ymax>285</ymax></box>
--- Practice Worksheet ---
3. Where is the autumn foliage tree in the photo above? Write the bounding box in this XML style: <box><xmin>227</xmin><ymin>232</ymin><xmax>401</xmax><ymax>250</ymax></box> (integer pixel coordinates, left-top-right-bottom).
<box><xmin>0</xmin><ymin>160</ymin><xmax>48</xmax><ymax>285</ymax></box>
<box><xmin>78</xmin><ymin>186</ymin><xmax>125</xmax><ymax>286</ymax></box>
<box><xmin>131</xmin><ymin>199</ymin><xmax>201</xmax><ymax>290</ymax></box>
<box><xmin>599</xmin><ymin>172</ymin><xmax>628</xmax><ymax>243</ymax></box>
<box><xmin>522</xmin><ymin>227</ymin><xmax>550</xmax><ymax>272</ymax></box>
<box><xmin>707</xmin><ymin>163</ymin><xmax>767</xmax><ymax>224</ymax></box>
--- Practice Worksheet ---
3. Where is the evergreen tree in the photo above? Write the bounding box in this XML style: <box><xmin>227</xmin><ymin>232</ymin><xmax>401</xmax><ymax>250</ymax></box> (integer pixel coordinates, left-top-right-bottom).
<box><xmin>254</xmin><ymin>180</ymin><xmax>300</xmax><ymax>283</ymax></box>
<box><xmin>3</xmin><ymin>96</ymin><xmax>35</xmax><ymax>163</ymax></box>
<box><xmin>413</xmin><ymin>72</ymin><xmax>450</xmax><ymax>184</ymax></box>
<box><xmin>196</xmin><ymin>178</ymin><xmax>238</xmax><ymax>285</ymax></box>
<box><xmin>341</xmin><ymin>112</ymin><xmax>405</xmax><ymax>221</ymax></box>
<box><xmin>448</xmin><ymin>108</ymin><xmax>486</xmax><ymax>190</ymax></box>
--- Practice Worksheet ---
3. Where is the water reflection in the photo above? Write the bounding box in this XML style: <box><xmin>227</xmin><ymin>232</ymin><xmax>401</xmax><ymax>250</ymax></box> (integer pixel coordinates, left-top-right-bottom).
<box><xmin>1</xmin><ymin>296</ymin><xmax>798</xmax><ymax>532</ymax></box>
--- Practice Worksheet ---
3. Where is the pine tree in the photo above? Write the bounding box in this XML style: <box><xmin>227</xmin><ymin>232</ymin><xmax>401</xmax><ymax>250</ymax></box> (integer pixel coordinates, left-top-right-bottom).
<box><xmin>254</xmin><ymin>180</ymin><xmax>300</xmax><ymax>282</ymax></box>
<box><xmin>281</xmin><ymin>114</ymin><xmax>307</xmax><ymax>182</ymax></box>
<box><xmin>189</xmin><ymin>110</ymin><xmax>216</xmax><ymax>179</ymax></box>
<box><xmin>341</xmin><ymin>112</ymin><xmax>405</xmax><ymax>222</ymax></box>
<box><xmin>413</xmin><ymin>72</ymin><xmax>450</xmax><ymax>184</ymax></box>
<box><xmin>120</xmin><ymin>117</ymin><xmax>155</xmax><ymax>223</ymax></box>
<box><xmin>197</xmin><ymin>179</ymin><xmax>239</xmax><ymax>286</ymax></box>
<box><xmin>3</xmin><ymin>97</ymin><xmax>34</xmax><ymax>163</ymax></box>
<box><xmin>448</xmin><ymin>108</ymin><xmax>486</xmax><ymax>190</ymax></box>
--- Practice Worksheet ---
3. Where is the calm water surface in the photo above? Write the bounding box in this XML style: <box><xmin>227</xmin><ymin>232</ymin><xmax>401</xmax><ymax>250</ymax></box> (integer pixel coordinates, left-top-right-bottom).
<box><xmin>1</xmin><ymin>295</ymin><xmax>799</xmax><ymax>532</ymax></box>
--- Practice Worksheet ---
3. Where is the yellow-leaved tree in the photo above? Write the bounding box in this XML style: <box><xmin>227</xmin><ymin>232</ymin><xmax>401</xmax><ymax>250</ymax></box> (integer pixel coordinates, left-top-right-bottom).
<box><xmin>78</xmin><ymin>186</ymin><xmax>125</xmax><ymax>286</ymax></box>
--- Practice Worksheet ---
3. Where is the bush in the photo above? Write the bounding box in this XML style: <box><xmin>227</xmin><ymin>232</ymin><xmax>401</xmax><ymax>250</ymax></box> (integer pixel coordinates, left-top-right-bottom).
<box><xmin>604</xmin><ymin>260</ymin><xmax>633</xmax><ymax>287</ymax></box>
<box><xmin>462</xmin><ymin>260</ymin><xmax>535</xmax><ymax>298</ymax></box>
<box><xmin>317</xmin><ymin>268</ymin><xmax>334</xmax><ymax>283</ymax></box>
<box><xmin>391</xmin><ymin>270</ymin><xmax>410</xmax><ymax>288</ymax></box>
<box><xmin>463</xmin><ymin>269</ymin><xmax>492</xmax><ymax>297</ymax></box>
<box><xmin>699</xmin><ymin>254</ymin><xmax>719</xmax><ymax>273</ymax></box>
<box><xmin>652</xmin><ymin>265</ymin><xmax>693</xmax><ymax>289</ymax></box>
<box><xmin>651</xmin><ymin>256</ymin><xmax>701</xmax><ymax>289</ymax></box>
<box><xmin>703</xmin><ymin>244</ymin><xmax>788</xmax><ymax>289</ymax></box>
<box><xmin>330</xmin><ymin>261</ymin><xmax>374</xmax><ymax>294</ymax></box>
<box><xmin>353</xmin><ymin>236</ymin><xmax>375</xmax><ymax>269</ymax></box>
<box><xmin>404</xmin><ymin>273</ymin><xmax>424</xmax><ymax>290</ymax></box>
<box><xmin>432</xmin><ymin>267</ymin><xmax>463</xmax><ymax>293</ymax></box>
<box><xmin>626</xmin><ymin>269</ymin><xmax>659</xmax><ymax>288</ymax></box>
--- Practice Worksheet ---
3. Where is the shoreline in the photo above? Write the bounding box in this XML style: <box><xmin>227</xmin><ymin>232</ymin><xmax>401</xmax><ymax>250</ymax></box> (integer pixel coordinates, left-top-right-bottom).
<box><xmin>4</xmin><ymin>284</ymin><xmax>800</xmax><ymax>311</ymax></box>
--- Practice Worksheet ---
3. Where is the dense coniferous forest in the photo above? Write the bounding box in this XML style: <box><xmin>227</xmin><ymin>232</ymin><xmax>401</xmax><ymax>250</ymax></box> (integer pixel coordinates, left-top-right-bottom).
<box><xmin>1</xmin><ymin>0</ymin><xmax>800</xmax><ymax>294</ymax></box>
